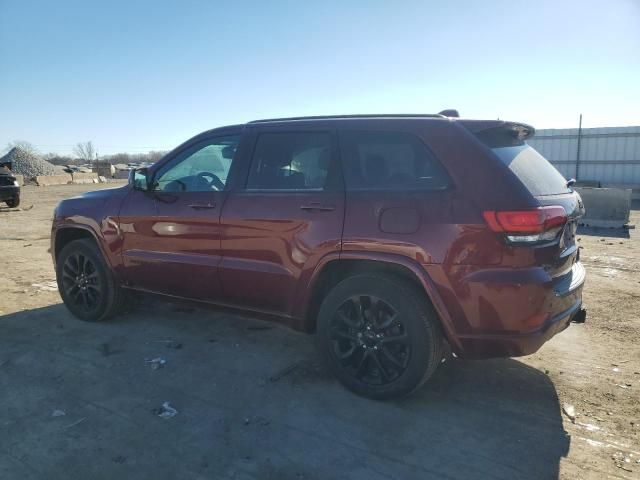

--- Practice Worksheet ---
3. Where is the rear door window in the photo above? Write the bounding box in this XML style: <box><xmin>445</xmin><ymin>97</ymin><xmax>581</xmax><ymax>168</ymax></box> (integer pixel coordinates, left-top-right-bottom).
<box><xmin>339</xmin><ymin>130</ymin><xmax>450</xmax><ymax>191</ymax></box>
<box><xmin>247</xmin><ymin>132</ymin><xmax>332</xmax><ymax>190</ymax></box>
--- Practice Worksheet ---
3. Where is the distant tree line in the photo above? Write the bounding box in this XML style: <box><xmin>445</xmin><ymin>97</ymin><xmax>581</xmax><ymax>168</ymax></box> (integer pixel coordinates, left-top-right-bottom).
<box><xmin>3</xmin><ymin>140</ymin><xmax>166</xmax><ymax>166</ymax></box>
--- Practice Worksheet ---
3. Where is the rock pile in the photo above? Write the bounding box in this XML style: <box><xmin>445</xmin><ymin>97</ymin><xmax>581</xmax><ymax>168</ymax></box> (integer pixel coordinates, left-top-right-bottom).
<box><xmin>0</xmin><ymin>147</ymin><xmax>56</xmax><ymax>177</ymax></box>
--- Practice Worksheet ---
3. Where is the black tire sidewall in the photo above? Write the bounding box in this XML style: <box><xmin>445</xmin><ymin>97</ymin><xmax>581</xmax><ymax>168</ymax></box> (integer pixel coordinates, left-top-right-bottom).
<box><xmin>56</xmin><ymin>239</ymin><xmax>115</xmax><ymax>321</ymax></box>
<box><xmin>6</xmin><ymin>194</ymin><xmax>19</xmax><ymax>208</ymax></box>
<box><xmin>317</xmin><ymin>274</ymin><xmax>440</xmax><ymax>400</ymax></box>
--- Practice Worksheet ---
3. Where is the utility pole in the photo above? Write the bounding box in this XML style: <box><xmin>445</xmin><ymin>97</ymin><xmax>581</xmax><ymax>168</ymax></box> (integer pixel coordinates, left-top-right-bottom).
<box><xmin>575</xmin><ymin>114</ymin><xmax>583</xmax><ymax>180</ymax></box>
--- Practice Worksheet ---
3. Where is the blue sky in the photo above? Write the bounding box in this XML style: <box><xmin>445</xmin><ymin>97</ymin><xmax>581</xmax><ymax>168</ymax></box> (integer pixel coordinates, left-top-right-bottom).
<box><xmin>1</xmin><ymin>0</ymin><xmax>638</xmax><ymax>156</ymax></box>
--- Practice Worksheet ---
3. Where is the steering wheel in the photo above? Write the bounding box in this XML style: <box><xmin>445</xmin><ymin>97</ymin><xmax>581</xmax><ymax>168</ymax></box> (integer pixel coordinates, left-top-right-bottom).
<box><xmin>197</xmin><ymin>171</ymin><xmax>225</xmax><ymax>191</ymax></box>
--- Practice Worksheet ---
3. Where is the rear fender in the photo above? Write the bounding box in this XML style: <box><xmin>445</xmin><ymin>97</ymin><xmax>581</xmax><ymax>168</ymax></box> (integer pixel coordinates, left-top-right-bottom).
<box><xmin>298</xmin><ymin>251</ymin><xmax>461</xmax><ymax>352</ymax></box>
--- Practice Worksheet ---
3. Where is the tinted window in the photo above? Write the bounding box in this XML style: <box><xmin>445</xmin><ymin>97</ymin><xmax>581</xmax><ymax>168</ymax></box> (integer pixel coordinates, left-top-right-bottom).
<box><xmin>247</xmin><ymin>132</ymin><xmax>331</xmax><ymax>190</ymax></box>
<box><xmin>340</xmin><ymin>131</ymin><xmax>450</xmax><ymax>190</ymax></box>
<box><xmin>154</xmin><ymin>136</ymin><xmax>239</xmax><ymax>192</ymax></box>
<box><xmin>472</xmin><ymin>127</ymin><xmax>570</xmax><ymax>196</ymax></box>
<box><xmin>491</xmin><ymin>145</ymin><xmax>570</xmax><ymax>196</ymax></box>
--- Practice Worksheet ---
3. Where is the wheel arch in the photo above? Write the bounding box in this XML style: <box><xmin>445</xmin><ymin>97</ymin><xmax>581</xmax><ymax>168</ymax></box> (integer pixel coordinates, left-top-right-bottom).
<box><xmin>300</xmin><ymin>252</ymin><xmax>461</xmax><ymax>351</ymax></box>
<box><xmin>54</xmin><ymin>225</ymin><xmax>112</xmax><ymax>269</ymax></box>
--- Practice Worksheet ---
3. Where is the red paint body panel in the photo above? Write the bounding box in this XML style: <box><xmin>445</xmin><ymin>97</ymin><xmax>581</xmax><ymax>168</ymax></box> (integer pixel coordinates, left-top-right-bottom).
<box><xmin>51</xmin><ymin>117</ymin><xmax>585</xmax><ymax>359</ymax></box>
<box><xmin>219</xmin><ymin>191</ymin><xmax>345</xmax><ymax>318</ymax></box>
<box><xmin>119</xmin><ymin>188</ymin><xmax>227</xmax><ymax>300</ymax></box>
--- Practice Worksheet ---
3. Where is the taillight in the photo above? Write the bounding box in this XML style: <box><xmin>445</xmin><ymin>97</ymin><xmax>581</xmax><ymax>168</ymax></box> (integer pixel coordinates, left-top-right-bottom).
<box><xmin>483</xmin><ymin>206</ymin><xmax>567</xmax><ymax>244</ymax></box>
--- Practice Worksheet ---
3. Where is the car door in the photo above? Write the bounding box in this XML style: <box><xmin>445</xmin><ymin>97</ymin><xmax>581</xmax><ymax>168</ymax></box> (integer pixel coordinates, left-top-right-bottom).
<box><xmin>119</xmin><ymin>132</ymin><xmax>242</xmax><ymax>301</ymax></box>
<box><xmin>218</xmin><ymin>126</ymin><xmax>345</xmax><ymax>316</ymax></box>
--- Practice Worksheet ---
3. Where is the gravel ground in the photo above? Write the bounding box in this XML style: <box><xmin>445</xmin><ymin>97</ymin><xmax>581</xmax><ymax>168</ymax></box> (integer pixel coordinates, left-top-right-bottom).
<box><xmin>1</xmin><ymin>183</ymin><xmax>638</xmax><ymax>480</ymax></box>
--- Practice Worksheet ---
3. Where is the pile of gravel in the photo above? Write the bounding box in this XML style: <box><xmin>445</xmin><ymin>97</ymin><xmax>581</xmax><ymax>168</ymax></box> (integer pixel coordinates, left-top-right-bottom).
<box><xmin>0</xmin><ymin>147</ymin><xmax>56</xmax><ymax>178</ymax></box>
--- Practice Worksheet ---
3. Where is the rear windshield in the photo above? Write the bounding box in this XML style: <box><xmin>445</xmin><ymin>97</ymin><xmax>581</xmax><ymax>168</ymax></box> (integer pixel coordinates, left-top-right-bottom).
<box><xmin>492</xmin><ymin>145</ymin><xmax>569</xmax><ymax>196</ymax></box>
<box><xmin>473</xmin><ymin>128</ymin><xmax>569</xmax><ymax>196</ymax></box>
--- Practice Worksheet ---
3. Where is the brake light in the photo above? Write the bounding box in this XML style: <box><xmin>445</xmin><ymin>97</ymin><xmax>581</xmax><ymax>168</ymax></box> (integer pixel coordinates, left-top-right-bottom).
<box><xmin>483</xmin><ymin>206</ymin><xmax>567</xmax><ymax>243</ymax></box>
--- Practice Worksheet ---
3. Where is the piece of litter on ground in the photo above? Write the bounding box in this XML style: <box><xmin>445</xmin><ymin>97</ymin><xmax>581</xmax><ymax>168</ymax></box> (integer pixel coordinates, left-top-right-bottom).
<box><xmin>154</xmin><ymin>402</ymin><xmax>178</xmax><ymax>419</ymax></box>
<box><xmin>613</xmin><ymin>367</ymin><xmax>620</xmax><ymax>372</ymax></box>
<box><xmin>243</xmin><ymin>415</ymin><xmax>270</xmax><ymax>427</ymax></box>
<box><xmin>615</xmin><ymin>384</ymin><xmax>630</xmax><ymax>389</ymax></box>
<box><xmin>269</xmin><ymin>362</ymin><xmax>300</xmax><ymax>382</ymax></box>
<box><xmin>562</xmin><ymin>403</ymin><xmax>576</xmax><ymax>423</ymax></box>
<box><xmin>51</xmin><ymin>409</ymin><xmax>66</xmax><ymax>417</ymax></box>
<box><xmin>63</xmin><ymin>417</ymin><xmax>87</xmax><ymax>429</ymax></box>
<box><xmin>146</xmin><ymin>357</ymin><xmax>167</xmax><ymax>370</ymax></box>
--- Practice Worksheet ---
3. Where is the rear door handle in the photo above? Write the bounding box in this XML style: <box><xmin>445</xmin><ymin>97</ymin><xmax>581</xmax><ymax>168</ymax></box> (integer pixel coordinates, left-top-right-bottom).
<box><xmin>188</xmin><ymin>202</ymin><xmax>216</xmax><ymax>209</ymax></box>
<box><xmin>300</xmin><ymin>203</ymin><xmax>335</xmax><ymax>212</ymax></box>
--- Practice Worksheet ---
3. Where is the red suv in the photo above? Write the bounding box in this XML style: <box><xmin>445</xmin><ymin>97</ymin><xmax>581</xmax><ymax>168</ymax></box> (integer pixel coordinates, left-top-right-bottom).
<box><xmin>52</xmin><ymin>113</ymin><xmax>586</xmax><ymax>399</ymax></box>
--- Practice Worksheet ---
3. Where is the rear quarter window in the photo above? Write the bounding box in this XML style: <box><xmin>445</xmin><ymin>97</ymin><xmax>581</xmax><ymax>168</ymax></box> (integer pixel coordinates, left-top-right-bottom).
<box><xmin>339</xmin><ymin>130</ymin><xmax>451</xmax><ymax>191</ymax></box>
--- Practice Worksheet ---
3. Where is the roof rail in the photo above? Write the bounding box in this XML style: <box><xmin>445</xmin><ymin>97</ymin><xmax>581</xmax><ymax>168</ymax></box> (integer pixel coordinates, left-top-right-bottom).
<box><xmin>248</xmin><ymin>113</ymin><xmax>446</xmax><ymax>124</ymax></box>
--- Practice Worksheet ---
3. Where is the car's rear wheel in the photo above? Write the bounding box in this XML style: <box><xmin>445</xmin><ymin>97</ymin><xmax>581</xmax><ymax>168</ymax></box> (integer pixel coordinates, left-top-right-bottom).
<box><xmin>317</xmin><ymin>273</ymin><xmax>443</xmax><ymax>400</ymax></box>
<box><xmin>6</xmin><ymin>194</ymin><xmax>19</xmax><ymax>208</ymax></box>
<box><xmin>56</xmin><ymin>238</ymin><xmax>122</xmax><ymax>321</ymax></box>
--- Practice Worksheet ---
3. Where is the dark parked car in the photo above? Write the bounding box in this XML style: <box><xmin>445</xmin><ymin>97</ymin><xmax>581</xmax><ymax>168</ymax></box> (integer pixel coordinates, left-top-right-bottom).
<box><xmin>0</xmin><ymin>162</ymin><xmax>20</xmax><ymax>207</ymax></box>
<box><xmin>51</xmin><ymin>113</ymin><xmax>586</xmax><ymax>399</ymax></box>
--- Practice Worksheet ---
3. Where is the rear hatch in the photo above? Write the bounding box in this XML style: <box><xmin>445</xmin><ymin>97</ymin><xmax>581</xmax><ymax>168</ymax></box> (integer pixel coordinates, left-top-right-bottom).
<box><xmin>467</xmin><ymin>121</ymin><xmax>585</xmax><ymax>290</ymax></box>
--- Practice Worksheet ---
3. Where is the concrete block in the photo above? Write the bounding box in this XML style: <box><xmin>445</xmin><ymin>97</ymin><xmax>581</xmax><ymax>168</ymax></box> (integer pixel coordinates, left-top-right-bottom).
<box><xmin>71</xmin><ymin>172</ymin><xmax>99</xmax><ymax>184</ymax></box>
<box><xmin>574</xmin><ymin>187</ymin><xmax>631</xmax><ymax>228</ymax></box>
<box><xmin>35</xmin><ymin>174</ymin><xmax>72</xmax><ymax>186</ymax></box>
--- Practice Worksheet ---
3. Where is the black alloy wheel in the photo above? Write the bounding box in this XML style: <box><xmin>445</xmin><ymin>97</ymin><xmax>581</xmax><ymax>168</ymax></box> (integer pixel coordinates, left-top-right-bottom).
<box><xmin>317</xmin><ymin>274</ymin><xmax>443</xmax><ymax>399</ymax></box>
<box><xmin>56</xmin><ymin>238</ymin><xmax>123</xmax><ymax>322</ymax></box>
<box><xmin>329</xmin><ymin>295</ymin><xmax>410</xmax><ymax>385</ymax></box>
<box><xmin>60</xmin><ymin>252</ymin><xmax>103</xmax><ymax>313</ymax></box>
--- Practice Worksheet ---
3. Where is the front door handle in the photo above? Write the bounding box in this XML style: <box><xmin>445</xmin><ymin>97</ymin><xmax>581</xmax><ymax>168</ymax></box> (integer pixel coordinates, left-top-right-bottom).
<box><xmin>188</xmin><ymin>202</ymin><xmax>216</xmax><ymax>210</ymax></box>
<box><xmin>300</xmin><ymin>203</ymin><xmax>335</xmax><ymax>212</ymax></box>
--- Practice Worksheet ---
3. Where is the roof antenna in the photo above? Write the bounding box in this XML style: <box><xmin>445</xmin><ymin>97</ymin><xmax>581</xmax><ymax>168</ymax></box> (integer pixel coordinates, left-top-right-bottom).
<box><xmin>438</xmin><ymin>109</ymin><xmax>459</xmax><ymax>117</ymax></box>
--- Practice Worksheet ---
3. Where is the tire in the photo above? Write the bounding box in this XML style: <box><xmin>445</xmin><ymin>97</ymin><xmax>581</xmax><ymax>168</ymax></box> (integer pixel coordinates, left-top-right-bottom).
<box><xmin>317</xmin><ymin>273</ymin><xmax>443</xmax><ymax>400</ymax></box>
<box><xmin>56</xmin><ymin>238</ymin><xmax>123</xmax><ymax>322</ymax></box>
<box><xmin>6</xmin><ymin>194</ymin><xmax>19</xmax><ymax>208</ymax></box>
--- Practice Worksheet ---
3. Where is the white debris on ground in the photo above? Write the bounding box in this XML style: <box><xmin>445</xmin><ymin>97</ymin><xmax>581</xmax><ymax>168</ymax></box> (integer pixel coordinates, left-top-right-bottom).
<box><xmin>155</xmin><ymin>402</ymin><xmax>178</xmax><ymax>419</ymax></box>
<box><xmin>31</xmin><ymin>281</ymin><xmax>58</xmax><ymax>292</ymax></box>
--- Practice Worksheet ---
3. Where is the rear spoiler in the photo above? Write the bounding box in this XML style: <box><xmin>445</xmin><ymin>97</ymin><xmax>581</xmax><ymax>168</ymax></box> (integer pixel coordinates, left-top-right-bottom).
<box><xmin>459</xmin><ymin>120</ymin><xmax>536</xmax><ymax>147</ymax></box>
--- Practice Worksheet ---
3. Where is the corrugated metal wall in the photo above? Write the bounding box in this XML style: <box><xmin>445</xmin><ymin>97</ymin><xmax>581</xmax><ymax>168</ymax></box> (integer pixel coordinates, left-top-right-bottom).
<box><xmin>528</xmin><ymin>126</ymin><xmax>640</xmax><ymax>188</ymax></box>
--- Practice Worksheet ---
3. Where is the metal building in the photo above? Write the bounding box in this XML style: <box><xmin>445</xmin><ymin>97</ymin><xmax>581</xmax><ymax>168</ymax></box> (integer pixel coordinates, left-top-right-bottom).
<box><xmin>528</xmin><ymin>126</ymin><xmax>640</xmax><ymax>197</ymax></box>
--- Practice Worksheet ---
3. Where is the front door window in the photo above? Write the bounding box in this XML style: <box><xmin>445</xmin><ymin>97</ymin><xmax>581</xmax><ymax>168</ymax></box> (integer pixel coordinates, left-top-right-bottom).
<box><xmin>154</xmin><ymin>136</ymin><xmax>240</xmax><ymax>192</ymax></box>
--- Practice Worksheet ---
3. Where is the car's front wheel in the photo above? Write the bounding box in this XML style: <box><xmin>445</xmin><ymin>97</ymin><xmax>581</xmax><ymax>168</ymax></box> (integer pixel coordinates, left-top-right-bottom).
<box><xmin>56</xmin><ymin>238</ymin><xmax>122</xmax><ymax>321</ymax></box>
<box><xmin>6</xmin><ymin>194</ymin><xmax>19</xmax><ymax>208</ymax></box>
<box><xmin>317</xmin><ymin>273</ymin><xmax>443</xmax><ymax>400</ymax></box>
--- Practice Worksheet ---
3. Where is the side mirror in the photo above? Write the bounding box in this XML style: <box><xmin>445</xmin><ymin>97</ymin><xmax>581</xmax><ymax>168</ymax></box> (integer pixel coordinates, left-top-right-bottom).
<box><xmin>129</xmin><ymin>167</ymin><xmax>150</xmax><ymax>191</ymax></box>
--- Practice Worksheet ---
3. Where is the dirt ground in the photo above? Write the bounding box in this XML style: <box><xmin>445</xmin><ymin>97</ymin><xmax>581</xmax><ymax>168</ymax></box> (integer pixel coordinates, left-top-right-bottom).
<box><xmin>1</xmin><ymin>183</ymin><xmax>638</xmax><ymax>480</ymax></box>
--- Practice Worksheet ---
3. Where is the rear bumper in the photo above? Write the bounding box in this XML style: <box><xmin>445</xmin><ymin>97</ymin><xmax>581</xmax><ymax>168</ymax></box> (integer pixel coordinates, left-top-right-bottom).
<box><xmin>427</xmin><ymin>261</ymin><xmax>586</xmax><ymax>359</ymax></box>
<box><xmin>455</xmin><ymin>298</ymin><xmax>583</xmax><ymax>358</ymax></box>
